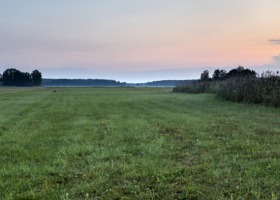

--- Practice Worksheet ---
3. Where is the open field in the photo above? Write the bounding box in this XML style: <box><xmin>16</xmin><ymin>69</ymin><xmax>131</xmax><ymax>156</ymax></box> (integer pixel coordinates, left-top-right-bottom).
<box><xmin>0</xmin><ymin>87</ymin><xmax>280</xmax><ymax>199</ymax></box>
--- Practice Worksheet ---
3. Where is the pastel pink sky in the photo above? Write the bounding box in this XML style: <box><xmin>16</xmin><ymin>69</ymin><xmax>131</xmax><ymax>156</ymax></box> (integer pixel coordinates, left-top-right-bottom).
<box><xmin>0</xmin><ymin>0</ymin><xmax>279</xmax><ymax>82</ymax></box>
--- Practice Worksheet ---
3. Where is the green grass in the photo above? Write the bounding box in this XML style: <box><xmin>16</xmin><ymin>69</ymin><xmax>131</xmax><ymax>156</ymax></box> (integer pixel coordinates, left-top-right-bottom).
<box><xmin>0</xmin><ymin>87</ymin><xmax>280</xmax><ymax>199</ymax></box>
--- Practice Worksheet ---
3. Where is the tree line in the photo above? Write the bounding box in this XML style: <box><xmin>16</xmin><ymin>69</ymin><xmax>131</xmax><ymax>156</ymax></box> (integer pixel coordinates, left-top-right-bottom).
<box><xmin>0</xmin><ymin>68</ymin><xmax>42</xmax><ymax>86</ymax></box>
<box><xmin>42</xmin><ymin>78</ymin><xmax>126</xmax><ymax>87</ymax></box>
<box><xmin>199</xmin><ymin>66</ymin><xmax>257</xmax><ymax>82</ymax></box>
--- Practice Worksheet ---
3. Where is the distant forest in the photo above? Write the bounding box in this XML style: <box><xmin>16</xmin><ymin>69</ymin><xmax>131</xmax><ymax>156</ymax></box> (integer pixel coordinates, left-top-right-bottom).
<box><xmin>136</xmin><ymin>80</ymin><xmax>194</xmax><ymax>87</ymax></box>
<box><xmin>42</xmin><ymin>79</ymin><xmax>126</xmax><ymax>87</ymax></box>
<box><xmin>42</xmin><ymin>79</ymin><xmax>189</xmax><ymax>87</ymax></box>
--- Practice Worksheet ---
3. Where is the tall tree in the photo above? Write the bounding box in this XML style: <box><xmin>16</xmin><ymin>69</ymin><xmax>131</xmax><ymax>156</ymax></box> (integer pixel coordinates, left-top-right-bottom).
<box><xmin>200</xmin><ymin>70</ymin><xmax>210</xmax><ymax>81</ymax></box>
<box><xmin>2</xmin><ymin>68</ymin><xmax>22</xmax><ymax>86</ymax></box>
<box><xmin>31</xmin><ymin>70</ymin><xmax>42</xmax><ymax>86</ymax></box>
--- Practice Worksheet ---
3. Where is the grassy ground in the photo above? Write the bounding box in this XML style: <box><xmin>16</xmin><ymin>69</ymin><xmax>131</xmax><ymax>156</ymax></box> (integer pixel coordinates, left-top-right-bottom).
<box><xmin>0</xmin><ymin>87</ymin><xmax>280</xmax><ymax>199</ymax></box>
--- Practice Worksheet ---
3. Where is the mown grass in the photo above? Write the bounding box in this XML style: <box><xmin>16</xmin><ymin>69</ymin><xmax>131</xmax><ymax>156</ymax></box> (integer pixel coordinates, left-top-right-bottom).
<box><xmin>0</xmin><ymin>87</ymin><xmax>280</xmax><ymax>199</ymax></box>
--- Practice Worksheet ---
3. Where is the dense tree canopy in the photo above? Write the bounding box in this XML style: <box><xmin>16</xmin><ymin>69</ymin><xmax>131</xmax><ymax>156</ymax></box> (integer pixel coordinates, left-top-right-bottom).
<box><xmin>1</xmin><ymin>68</ymin><xmax>42</xmax><ymax>86</ymax></box>
<box><xmin>225</xmin><ymin>66</ymin><xmax>256</xmax><ymax>79</ymax></box>
<box><xmin>212</xmin><ymin>69</ymin><xmax>227</xmax><ymax>80</ymax></box>
<box><xmin>199</xmin><ymin>66</ymin><xmax>257</xmax><ymax>82</ymax></box>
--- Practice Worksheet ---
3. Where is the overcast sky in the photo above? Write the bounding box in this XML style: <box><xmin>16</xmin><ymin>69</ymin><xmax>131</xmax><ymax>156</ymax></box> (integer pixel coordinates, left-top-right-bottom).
<box><xmin>0</xmin><ymin>0</ymin><xmax>279</xmax><ymax>82</ymax></box>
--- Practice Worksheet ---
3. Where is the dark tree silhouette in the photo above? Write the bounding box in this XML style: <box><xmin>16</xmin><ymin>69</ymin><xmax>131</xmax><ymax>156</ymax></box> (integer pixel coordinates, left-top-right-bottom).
<box><xmin>200</xmin><ymin>70</ymin><xmax>210</xmax><ymax>81</ymax></box>
<box><xmin>31</xmin><ymin>70</ymin><xmax>42</xmax><ymax>86</ymax></box>
<box><xmin>212</xmin><ymin>69</ymin><xmax>227</xmax><ymax>80</ymax></box>
<box><xmin>225</xmin><ymin>66</ymin><xmax>256</xmax><ymax>79</ymax></box>
<box><xmin>2</xmin><ymin>68</ymin><xmax>42</xmax><ymax>86</ymax></box>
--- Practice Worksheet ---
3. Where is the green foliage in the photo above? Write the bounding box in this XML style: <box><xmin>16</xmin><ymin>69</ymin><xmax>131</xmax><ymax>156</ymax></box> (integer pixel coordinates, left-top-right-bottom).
<box><xmin>0</xmin><ymin>88</ymin><xmax>280</xmax><ymax>199</ymax></box>
<box><xmin>173</xmin><ymin>80</ymin><xmax>215</xmax><ymax>93</ymax></box>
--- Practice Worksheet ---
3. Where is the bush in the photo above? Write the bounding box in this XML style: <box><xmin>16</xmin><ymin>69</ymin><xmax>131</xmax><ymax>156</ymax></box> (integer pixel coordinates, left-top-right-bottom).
<box><xmin>173</xmin><ymin>80</ymin><xmax>221</xmax><ymax>94</ymax></box>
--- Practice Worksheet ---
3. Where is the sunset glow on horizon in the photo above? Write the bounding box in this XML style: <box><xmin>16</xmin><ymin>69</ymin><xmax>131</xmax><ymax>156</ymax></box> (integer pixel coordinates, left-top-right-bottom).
<box><xmin>1</xmin><ymin>0</ymin><xmax>279</xmax><ymax>82</ymax></box>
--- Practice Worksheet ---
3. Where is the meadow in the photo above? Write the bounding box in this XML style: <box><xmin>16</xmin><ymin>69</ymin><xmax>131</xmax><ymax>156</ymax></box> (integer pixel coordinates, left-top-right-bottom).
<box><xmin>0</xmin><ymin>87</ymin><xmax>280</xmax><ymax>199</ymax></box>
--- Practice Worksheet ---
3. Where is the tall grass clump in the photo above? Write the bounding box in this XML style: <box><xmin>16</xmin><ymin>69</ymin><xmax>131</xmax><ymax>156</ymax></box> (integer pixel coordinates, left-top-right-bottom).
<box><xmin>216</xmin><ymin>76</ymin><xmax>261</xmax><ymax>103</ymax></box>
<box><xmin>217</xmin><ymin>71</ymin><xmax>280</xmax><ymax>107</ymax></box>
<box><xmin>174</xmin><ymin>66</ymin><xmax>280</xmax><ymax>107</ymax></box>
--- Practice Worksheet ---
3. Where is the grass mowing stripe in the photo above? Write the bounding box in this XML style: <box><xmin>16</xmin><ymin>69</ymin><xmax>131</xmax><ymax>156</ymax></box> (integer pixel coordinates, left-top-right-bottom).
<box><xmin>0</xmin><ymin>87</ymin><xmax>280</xmax><ymax>199</ymax></box>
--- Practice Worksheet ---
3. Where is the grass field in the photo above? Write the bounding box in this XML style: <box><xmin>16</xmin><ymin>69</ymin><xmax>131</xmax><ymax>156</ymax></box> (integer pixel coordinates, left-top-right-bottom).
<box><xmin>0</xmin><ymin>87</ymin><xmax>280</xmax><ymax>199</ymax></box>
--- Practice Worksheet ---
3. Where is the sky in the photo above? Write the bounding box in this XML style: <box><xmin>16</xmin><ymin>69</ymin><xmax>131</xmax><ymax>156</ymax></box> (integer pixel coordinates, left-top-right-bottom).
<box><xmin>0</xmin><ymin>0</ymin><xmax>280</xmax><ymax>83</ymax></box>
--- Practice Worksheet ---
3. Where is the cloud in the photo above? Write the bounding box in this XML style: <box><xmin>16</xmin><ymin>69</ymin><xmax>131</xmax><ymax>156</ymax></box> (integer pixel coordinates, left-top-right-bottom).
<box><xmin>272</xmin><ymin>54</ymin><xmax>280</xmax><ymax>63</ymax></box>
<box><xmin>269</xmin><ymin>39</ymin><xmax>280</xmax><ymax>44</ymax></box>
